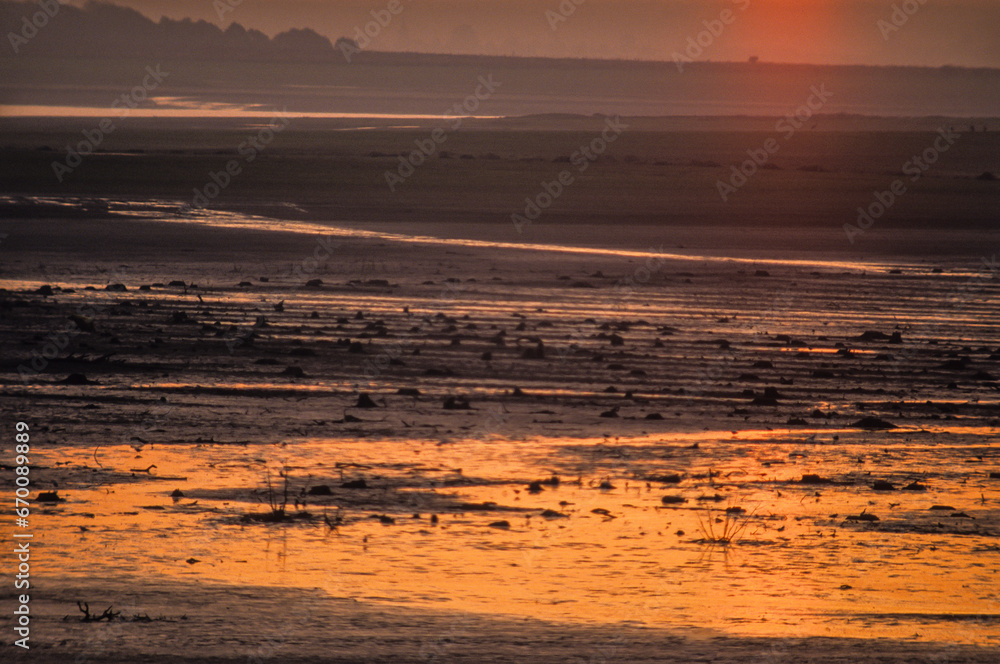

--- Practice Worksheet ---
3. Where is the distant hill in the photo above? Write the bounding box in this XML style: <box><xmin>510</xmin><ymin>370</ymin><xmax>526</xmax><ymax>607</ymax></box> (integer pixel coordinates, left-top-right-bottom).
<box><xmin>2</xmin><ymin>1</ymin><xmax>998</xmax><ymax>118</ymax></box>
<box><xmin>1</xmin><ymin>0</ymin><xmax>335</xmax><ymax>61</ymax></box>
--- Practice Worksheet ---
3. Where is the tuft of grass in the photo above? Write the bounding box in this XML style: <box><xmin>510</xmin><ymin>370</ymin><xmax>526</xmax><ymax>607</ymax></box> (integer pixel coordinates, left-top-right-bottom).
<box><xmin>694</xmin><ymin>506</ymin><xmax>757</xmax><ymax>546</ymax></box>
<box><xmin>264</xmin><ymin>466</ymin><xmax>290</xmax><ymax>520</ymax></box>
<box><xmin>245</xmin><ymin>466</ymin><xmax>312</xmax><ymax>523</ymax></box>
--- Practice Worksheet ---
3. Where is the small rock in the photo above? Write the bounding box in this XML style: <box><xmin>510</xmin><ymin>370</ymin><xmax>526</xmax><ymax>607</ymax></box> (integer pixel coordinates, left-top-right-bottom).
<box><xmin>355</xmin><ymin>393</ymin><xmax>378</xmax><ymax>408</ymax></box>
<box><xmin>800</xmin><ymin>474</ymin><xmax>834</xmax><ymax>485</ymax></box>
<box><xmin>443</xmin><ymin>395</ymin><xmax>471</xmax><ymax>410</ymax></box>
<box><xmin>648</xmin><ymin>474</ymin><xmax>682</xmax><ymax>484</ymax></box>
<box><xmin>59</xmin><ymin>373</ymin><xmax>98</xmax><ymax>385</ymax></box>
<box><xmin>851</xmin><ymin>416</ymin><xmax>896</xmax><ymax>430</ymax></box>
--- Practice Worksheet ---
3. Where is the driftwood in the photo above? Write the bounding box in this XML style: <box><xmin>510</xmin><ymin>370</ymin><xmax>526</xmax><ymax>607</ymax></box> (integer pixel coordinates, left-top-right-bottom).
<box><xmin>77</xmin><ymin>602</ymin><xmax>120</xmax><ymax>622</ymax></box>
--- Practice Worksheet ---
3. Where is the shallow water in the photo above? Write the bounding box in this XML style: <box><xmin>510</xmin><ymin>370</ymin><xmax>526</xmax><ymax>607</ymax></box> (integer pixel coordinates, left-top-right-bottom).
<box><xmin>2</xmin><ymin>211</ymin><xmax>998</xmax><ymax>649</ymax></box>
<box><xmin>25</xmin><ymin>430</ymin><xmax>1000</xmax><ymax>645</ymax></box>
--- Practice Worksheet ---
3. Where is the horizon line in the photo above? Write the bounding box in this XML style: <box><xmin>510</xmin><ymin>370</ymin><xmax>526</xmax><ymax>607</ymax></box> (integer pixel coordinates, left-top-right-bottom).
<box><xmin>4</xmin><ymin>48</ymin><xmax>1000</xmax><ymax>74</ymax></box>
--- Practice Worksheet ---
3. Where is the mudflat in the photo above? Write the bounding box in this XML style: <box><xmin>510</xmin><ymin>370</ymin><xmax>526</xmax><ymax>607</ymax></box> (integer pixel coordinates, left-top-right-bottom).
<box><xmin>1</xmin><ymin>117</ymin><xmax>999</xmax><ymax>661</ymax></box>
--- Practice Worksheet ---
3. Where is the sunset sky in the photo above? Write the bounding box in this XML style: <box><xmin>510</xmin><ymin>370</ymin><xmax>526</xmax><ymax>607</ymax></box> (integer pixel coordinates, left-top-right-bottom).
<box><xmin>90</xmin><ymin>0</ymin><xmax>1000</xmax><ymax>68</ymax></box>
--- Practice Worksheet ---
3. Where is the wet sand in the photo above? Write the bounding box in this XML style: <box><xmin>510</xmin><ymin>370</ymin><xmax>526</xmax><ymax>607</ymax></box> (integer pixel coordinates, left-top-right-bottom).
<box><xmin>1</xmin><ymin>208</ymin><xmax>999</xmax><ymax>661</ymax></box>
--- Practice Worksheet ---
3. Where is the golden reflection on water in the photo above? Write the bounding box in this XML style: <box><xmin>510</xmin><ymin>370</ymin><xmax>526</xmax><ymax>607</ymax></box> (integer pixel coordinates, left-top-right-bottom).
<box><xmin>26</xmin><ymin>433</ymin><xmax>1000</xmax><ymax>645</ymax></box>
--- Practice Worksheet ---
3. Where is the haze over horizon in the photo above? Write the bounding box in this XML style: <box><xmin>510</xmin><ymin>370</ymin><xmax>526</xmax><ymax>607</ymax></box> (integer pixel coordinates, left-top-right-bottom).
<box><xmin>64</xmin><ymin>0</ymin><xmax>1000</xmax><ymax>69</ymax></box>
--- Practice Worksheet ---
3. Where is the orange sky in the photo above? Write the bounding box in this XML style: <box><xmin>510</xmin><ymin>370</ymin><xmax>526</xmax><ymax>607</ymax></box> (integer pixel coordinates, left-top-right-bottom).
<box><xmin>75</xmin><ymin>0</ymin><xmax>1000</xmax><ymax>67</ymax></box>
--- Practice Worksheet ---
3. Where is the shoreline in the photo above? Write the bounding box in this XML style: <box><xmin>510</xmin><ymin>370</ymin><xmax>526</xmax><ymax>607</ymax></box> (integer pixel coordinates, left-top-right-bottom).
<box><xmin>4</xmin><ymin>577</ymin><xmax>999</xmax><ymax>663</ymax></box>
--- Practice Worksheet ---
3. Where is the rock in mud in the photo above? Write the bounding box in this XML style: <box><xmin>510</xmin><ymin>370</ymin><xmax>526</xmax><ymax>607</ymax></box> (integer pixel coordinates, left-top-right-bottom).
<box><xmin>443</xmin><ymin>395</ymin><xmax>471</xmax><ymax>410</ymax></box>
<box><xmin>647</xmin><ymin>474</ymin><xmax>682</xmax><ymax>484</ymax></box>
<box><xmin>355</xmin><ymin>393</ymin><xmax>379</xmax><ymax>408</ymax></box>
<box><xmin>800</xmin><ymin>474</ymin><xmax>835</xmax><ymax>485</ymax></box>
<box><xmin>59</xmin><ymin>373</ymin><xmax>99</xmax><ymax>385</ymax></box>
<box><xmin>851</xmin><ymin>416</ymin><xmax>896</xmax><ymax>429</ymax></box>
